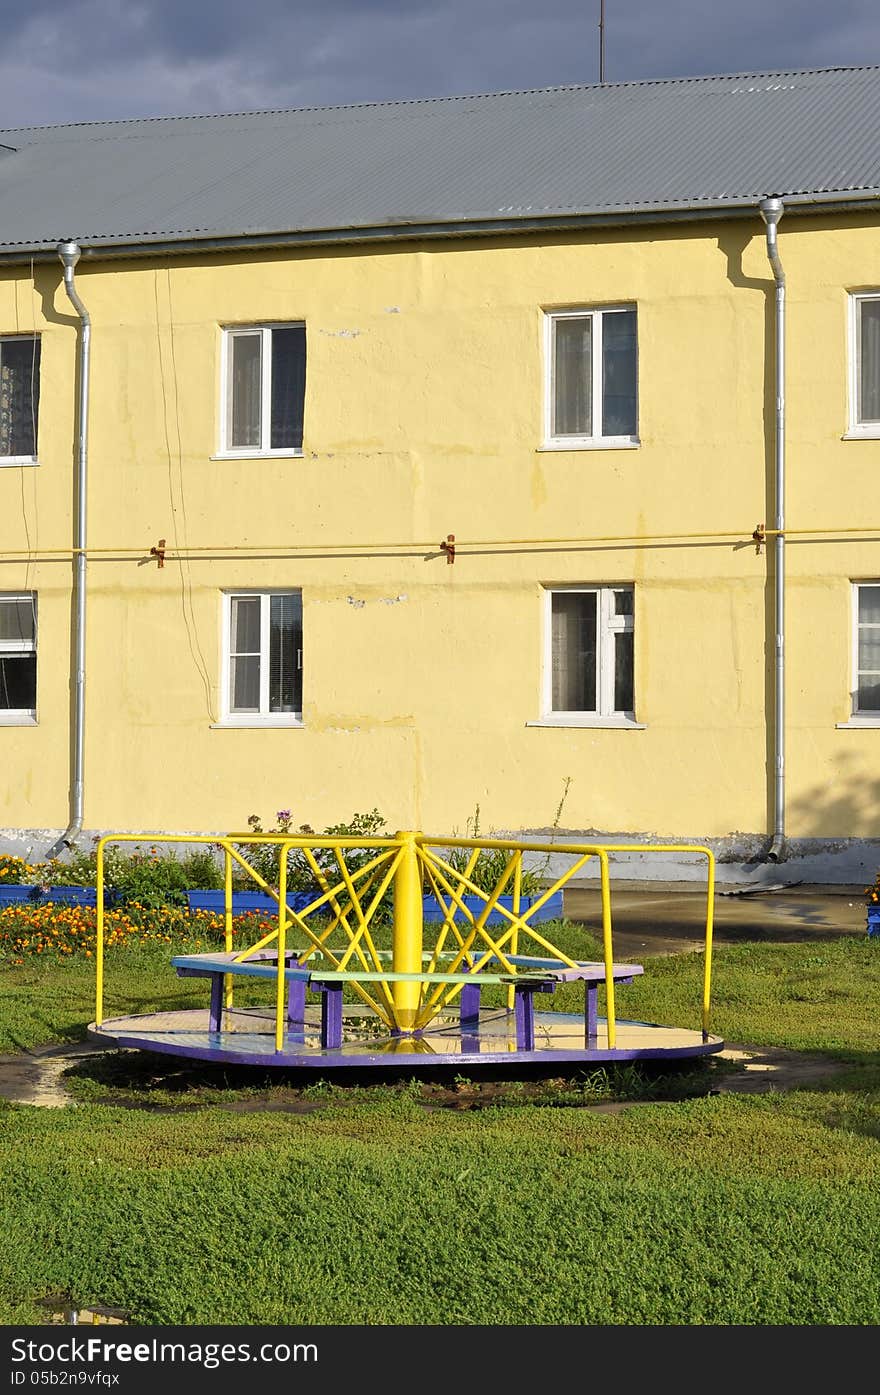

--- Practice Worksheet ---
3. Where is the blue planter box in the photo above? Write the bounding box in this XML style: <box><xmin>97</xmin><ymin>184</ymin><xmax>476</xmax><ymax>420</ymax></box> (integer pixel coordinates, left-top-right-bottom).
<box><xmin>187</xmin><ymin>890</ymin><xmax>312</xmax><ymax>915</ymax></box>
<box><xmin>1</xmin><ymin>884</ymin><xmax>566</xmax><ymax>924</ymax></box>
<box><xmin>867</xmin><ymin>907</ymin><xmax>880</xmax><ymax>938</ymax></box>
<box><xmin>186</xmin><ymin>888</ymin><xmax>564</xmax><ymax>924</ymax></box>
<box><xmin>423</xmin><ymin>891</ymin><xmax>564</xmax><ymax>925</ymax></box>
<box><xmin>0</xmin><ymin>884</ymin><xmax>106</xmax><ymax>907</ymax></box>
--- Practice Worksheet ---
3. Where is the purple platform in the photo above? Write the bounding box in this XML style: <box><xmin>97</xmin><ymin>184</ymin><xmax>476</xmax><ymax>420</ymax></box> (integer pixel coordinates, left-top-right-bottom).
<box><xmin>88</xmin><ymin>1004</ymin><xmax>724</xmax><ymax>1069</ymax></box>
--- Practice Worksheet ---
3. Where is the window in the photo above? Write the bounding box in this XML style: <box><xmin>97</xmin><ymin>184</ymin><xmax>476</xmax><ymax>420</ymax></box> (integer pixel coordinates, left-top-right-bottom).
<box><xmin>848</xmin><ymin>294</ymin><xmax>880</xmax><ymax>433</ymax></box>
<box><xmin>852</xmin><ymin>582</ymin><xmax>880</xmax><ymax>716</ymax></box>
<box><xmin>220</xmin><ymin>324</ymin><xmax>306</xmax><ymax>455</ymax></box>
<box><xmin>0</xmin><ymin>593</ymin><xmax>36</xmax><ymax>722</ymax></box>
<box><xmin>543</xmin><ymin>585</ymin><xmax>635</xmax><ymax>721</ymax></box>
<box><xmin>0</xmin><ymin>335</ymin><xmax>40</xmax><ymax>463</ymax></box>
<box><xmin>221</xmin><ymin>590</ymin><xmax>302</xmax><ymax>725</ymax></box>
<box><xmin>544</xmin><ymin>307</ymin><xmax>637</xmax><ymax>447</ymax></box>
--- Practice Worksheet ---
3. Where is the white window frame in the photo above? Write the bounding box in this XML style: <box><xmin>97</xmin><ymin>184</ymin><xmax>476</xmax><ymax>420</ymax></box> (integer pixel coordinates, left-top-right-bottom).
<box><xmin>528</xmin><ymin>584</ymin><xmax>643</xmax><ymax>730</ymax></box>
<box><xmin>846</xmin><ymin>292</ymin><xmax>880</xmax><ymax>438</ymax></box>
<box><xmin>542</xmin><ymin>305</ymin><xmax>639</xmax><ymax>451</ymax></box>
<box><xmin>215</xmin><ymin>323</ymin><xmax>305</xmax><ymax>459</ymax></box>
<box><xmin>217</xmin><ymin>589</ymin><xmax>303</xmax><ymax>728</ymax></box>
<box><xmin>0</xmin><ymin>592</ymin><xmax>37</xmax><ymax>725</ymax></box>
<box><xmin>0</xmin><ymin>333</ymin><xmax>40</xmax><ymax>466</ymax></box>
<box><xmin>838</xmin><ymin>581</ymin><xmax>880</xmax><ymax>727</ymax></box>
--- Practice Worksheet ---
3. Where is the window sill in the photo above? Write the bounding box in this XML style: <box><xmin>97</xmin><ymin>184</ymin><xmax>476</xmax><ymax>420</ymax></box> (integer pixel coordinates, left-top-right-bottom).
<box><xmin>526</xmin><ymin>717</ymin><xmax>645</xmax><ymax>729</ymax></box>
<box><xmin>538</xmin><ymin>438</ymin><xmax>640</xmax><ymax>453</ymax></box>
<box><xmin>211</xmin><ymin>450</ymin><xmax>304</xmax><ymax>461</ymax></box>
<box><xmin>841</xmin><ymin>429</ymin><xmax>880</xmax><ymax>441</ymax></box>
<box><xmin>211</xmin><ymin>718</ymin><xmax>303</xmax><ymax>729</ymax></box>
<box><xmin>0</xmin><ymin>713</ymin><xmax>37</xmax><ymax>725</ymax></box>
<box><xmin>836</xmin><ymin>718</ymin><xmax>880</xmax><ymax>728</ymax></box>
<box><xmin>0</xmin><ymin>457</ymin><xmax>39</xmax><ymax>468</ymax></box>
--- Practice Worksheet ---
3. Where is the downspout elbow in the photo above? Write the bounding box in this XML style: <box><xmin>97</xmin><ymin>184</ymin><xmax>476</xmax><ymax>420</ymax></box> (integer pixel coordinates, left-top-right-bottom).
<box><xmin>760</xmin><ymin>197</ymin><xmax>786</xmax><ymax>288</ymax></box>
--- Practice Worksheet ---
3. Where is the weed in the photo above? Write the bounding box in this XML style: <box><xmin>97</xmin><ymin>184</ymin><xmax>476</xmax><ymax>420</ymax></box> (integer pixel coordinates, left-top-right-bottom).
<box><xmin>441</xmin><ymin>778</ymin><xmax>572</xmax><ymax>898</ymax></box>
<box><xmin>234</xmin><ymin>808</ymin><xmax>391</xmax><ymax>915</ymax></box>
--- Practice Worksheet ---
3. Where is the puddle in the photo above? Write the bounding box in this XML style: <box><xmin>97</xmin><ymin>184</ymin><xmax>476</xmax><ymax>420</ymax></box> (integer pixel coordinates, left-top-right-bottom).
<box><xmin>0</xmin><ymin>1042</ymin><xmax>107</xmax><ymax>1107</ymax></box>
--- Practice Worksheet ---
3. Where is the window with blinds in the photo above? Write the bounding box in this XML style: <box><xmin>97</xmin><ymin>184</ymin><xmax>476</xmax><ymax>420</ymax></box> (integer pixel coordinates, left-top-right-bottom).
<box><xmin>221</xmin><ymin>324</ymin><xmax>306</xmax><ymax>455</ymax></box>
<box><xmin>222</xmin><ymin>590</ymin><xmax>302</xmax><ymax>724</ymax></box>
<box><xmin>546</xmin><ymin>586</ymin><xmax>634</xmax><ymax>718</ymax></box>
<box><xmin>0</xmin><ymin>336</ymin><xmax>41</xmax><ymax>462</ymax></box>
<box><xmin>0</xmin><ymin>593</ymin><xmax>37</xmax><ymax>721</ymax></box>
<box><xmin>544</xmin><ymin>307</ymin><xmax>637</xmax><ymax>447</ymax></box>
<box><xmin>854</xmin><ymin>582</ymin><xmax>880</xmax><ymax>714</ymax></box>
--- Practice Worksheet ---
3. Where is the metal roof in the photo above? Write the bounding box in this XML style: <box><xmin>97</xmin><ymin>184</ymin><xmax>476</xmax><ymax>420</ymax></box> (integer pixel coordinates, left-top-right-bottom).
<box><xmin>2</xmin><ymin>64</ymin><xmax>880</xmax><ymax>259</ymax></box>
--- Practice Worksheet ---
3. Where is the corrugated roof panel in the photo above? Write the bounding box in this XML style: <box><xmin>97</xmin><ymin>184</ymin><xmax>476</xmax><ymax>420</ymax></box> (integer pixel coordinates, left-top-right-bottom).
<box><xmin>2</xmin><ymin>65</ymin><xmax>880</xmax><ymax>254</ymax></box>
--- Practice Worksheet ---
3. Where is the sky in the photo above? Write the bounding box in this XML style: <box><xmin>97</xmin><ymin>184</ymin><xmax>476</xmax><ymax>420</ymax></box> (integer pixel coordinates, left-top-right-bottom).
<box><xmin>1</xmin><ymin>0</ymin><xmax>880</xmax><ymax>129</ymax></box>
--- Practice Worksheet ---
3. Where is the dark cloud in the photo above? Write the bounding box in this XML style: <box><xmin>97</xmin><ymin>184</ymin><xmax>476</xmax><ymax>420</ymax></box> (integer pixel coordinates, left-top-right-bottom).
<box><xmin>1</xmin><ymin>0</ymin><xmax>878</xmax><ymax>128</ymax></box>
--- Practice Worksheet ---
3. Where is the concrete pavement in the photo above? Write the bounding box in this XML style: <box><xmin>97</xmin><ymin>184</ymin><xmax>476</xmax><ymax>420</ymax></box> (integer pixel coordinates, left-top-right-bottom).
<box><xmin>562</xmin><ymin>885</ymin><xmax>870</xmax><ymax>958</ymax></box>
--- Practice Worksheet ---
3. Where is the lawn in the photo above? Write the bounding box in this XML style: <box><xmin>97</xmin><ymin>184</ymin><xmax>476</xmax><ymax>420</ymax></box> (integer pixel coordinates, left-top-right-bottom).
<box><xmin>1</xmin><ymin>912</ymin><xmax>879</xmax><ymax>1326</ymax></box>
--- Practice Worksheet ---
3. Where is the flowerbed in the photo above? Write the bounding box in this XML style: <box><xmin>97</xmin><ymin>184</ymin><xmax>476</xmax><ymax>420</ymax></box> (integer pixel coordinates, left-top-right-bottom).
<box><xmin>0</xmin><ymin>802</ymin><xmax>567</xmax><ymax>962</ymax></box>
<box><xmin>0</xmin><ymin>903</ymin><xmax>268</xmax><ymax>964</ymax></box>
<box><xmin>863</xmin><ymin>872</ymin><xmax>880</xmax><ymax>937</ymax></box>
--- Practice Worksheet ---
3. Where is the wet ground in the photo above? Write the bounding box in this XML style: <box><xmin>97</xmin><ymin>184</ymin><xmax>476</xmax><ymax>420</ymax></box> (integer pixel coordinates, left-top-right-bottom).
<box><xmin>563</xmin><ymin>884</ymin><xmax>868</xmax><ymax>957</ymax></box>
<box><xmin>0</xmin><ymin>1036</ymin><xmax>853</xmax><ymax>1109</ymax></box>
<box><xmin>0</xmin><ymin>1041</ymin><xmax>102</xmax><ymax>1107</ymax></box>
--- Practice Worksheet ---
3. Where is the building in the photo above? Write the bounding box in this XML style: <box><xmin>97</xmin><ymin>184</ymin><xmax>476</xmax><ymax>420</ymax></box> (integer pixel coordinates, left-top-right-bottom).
<box><xmin>2</xmin><ymin>64</ymin><xmax>880</xmax><ymax>881</ymax></box>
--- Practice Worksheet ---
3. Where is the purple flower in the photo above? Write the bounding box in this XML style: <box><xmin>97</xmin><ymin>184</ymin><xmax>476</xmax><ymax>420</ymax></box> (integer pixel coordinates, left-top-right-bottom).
<box><xmin>276</xmin><ymin>809</ymin><xmax>291</xmax><ymax>822</ymax></box>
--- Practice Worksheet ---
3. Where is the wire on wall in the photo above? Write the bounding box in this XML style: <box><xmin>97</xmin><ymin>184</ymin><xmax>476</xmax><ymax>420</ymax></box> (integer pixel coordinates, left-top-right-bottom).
<box><xmin>154</xmin><ymin>268</ymin><xmax>215</xmax><ymax>718</ymax></box>
<box><xmin>1</xmin><ymin>523</ymin><xmax>880</xmax><ymax>565</ymax></box>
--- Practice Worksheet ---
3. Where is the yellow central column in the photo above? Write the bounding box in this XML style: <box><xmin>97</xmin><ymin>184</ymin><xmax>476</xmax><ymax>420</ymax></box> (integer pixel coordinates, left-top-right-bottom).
<box><xmin>392</xmin><ymin>831</ymin><xmax>423</xmax><ymax>1033</ymax></box>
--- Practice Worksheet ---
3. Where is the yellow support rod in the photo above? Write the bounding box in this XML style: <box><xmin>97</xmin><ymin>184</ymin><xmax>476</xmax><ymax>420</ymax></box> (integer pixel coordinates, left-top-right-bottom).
<box><xmin>599</xmin><ymin>851</ymin><xmax>616</xmax><ymax>1049</ymax></box>
<box><xmin>392</xmin><ymin>832</ymin><xmax>423</xmax><ymax>1032</ymax></box>
<box><xmin>95</xmin><ymin>839</ymin><xmax>105</xmax><ymax>1027</ymax></box>
<box><xmin>507</xmin><ymin>852</ymin><xmax>523</xmax><ymax>1012</ymax></box>
<box><xmin>223</xmin><ymin>846</ymin><xmax>233</xmax><ymax>1012</ymax></box>
<box><xmin>702</xmin><ymin>851</ymin><xmax>716</xmax><ymax>1038</ymax></box>
<box><xmin>416</xmin><ymin>848</ymin><xmax>518</xmax><ymax>974</ymax></box>
<box><xmin>334</xmin><ymin>849</ymin><xmax>402</xmax><ymax>984</ymax></box>
<box><xmin>275</xmin><ymin>842</ymin><xmax>289</xmax><ymax>1052</ymax></box>
<box><xmin>420</xmin><ymin>855</ymin><xmax>475</xmax><ymax>970</ymax></box>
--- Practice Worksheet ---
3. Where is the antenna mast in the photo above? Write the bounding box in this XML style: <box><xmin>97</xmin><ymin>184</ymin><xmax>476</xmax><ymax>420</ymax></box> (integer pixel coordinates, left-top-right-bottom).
<box><xmin>599</xmin><ymin>0</ymin><xmax>606</xmax><ymax>84</ymax></box>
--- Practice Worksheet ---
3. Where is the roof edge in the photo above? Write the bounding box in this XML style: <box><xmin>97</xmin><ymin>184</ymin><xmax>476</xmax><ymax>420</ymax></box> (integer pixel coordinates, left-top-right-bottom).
<box><xmin>1</xmin><ymin>188</ymin><xmax>878</xmax><ymax>266</ymax></box>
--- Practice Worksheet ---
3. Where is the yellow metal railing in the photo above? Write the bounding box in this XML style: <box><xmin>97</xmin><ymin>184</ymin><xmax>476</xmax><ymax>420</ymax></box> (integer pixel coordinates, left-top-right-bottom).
<box><xmin>413</xmin><ymin>837</ymin><xmax>715</xmax><ymax>1042</ymax></box>
<box><xmin>93</xmin><ymin>832</ymin><xmax>715</xmax><ymax>1051</ymax></box>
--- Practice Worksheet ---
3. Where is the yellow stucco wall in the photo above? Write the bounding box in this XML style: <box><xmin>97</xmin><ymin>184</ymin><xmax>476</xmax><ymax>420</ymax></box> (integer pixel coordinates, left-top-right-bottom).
<box><xmin>2</xmin><ymin>213</ymin><xmax>880</xmax><ymax>841</ymax></box>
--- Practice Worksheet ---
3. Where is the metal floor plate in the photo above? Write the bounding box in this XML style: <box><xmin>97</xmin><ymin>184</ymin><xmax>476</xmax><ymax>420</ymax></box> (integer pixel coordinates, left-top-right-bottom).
<box><xmin>89</xmin><ymin>1005</ymin><xmax>724</xmax><ymax>1069</ymax></box>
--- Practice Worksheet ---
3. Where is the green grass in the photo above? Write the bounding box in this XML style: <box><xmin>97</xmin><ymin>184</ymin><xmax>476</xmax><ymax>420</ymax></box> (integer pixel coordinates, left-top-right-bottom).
<box><xmin>1</xmin><ymin>919</ymin><xmax>879</xmax><ymax>1326</ymax></box>
<box><xmin>0</xmin><ymin>941</ymin><xmax>277</xmax><ymax>1053</ymax></box>
<box><xmin>623</xmin><ymin>938</ymin><xmax>880</xmax><ymax>1055</ymax></box>
<box><xmin>1</xmin><ymin>1082</ymin><xmax>879</xmax><ymax>1324</ymax></box>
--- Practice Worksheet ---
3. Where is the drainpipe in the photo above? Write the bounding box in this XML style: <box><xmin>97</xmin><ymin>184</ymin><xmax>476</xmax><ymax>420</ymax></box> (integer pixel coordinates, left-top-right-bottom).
<box><xmin>759</xmin><ymin>198</ymin><xmax>786</xmax><ymax>862</ymax></box>
<box><xmin>46</xmin><ymin>241</ymin><xmax>90</xmax><ymax>858</ymax></box>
